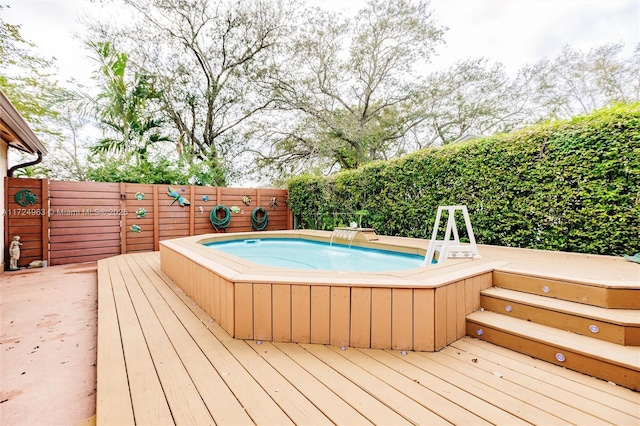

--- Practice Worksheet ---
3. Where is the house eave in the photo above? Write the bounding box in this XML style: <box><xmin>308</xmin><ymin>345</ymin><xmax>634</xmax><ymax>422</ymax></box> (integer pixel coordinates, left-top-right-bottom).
<box><xmin>0</xmin><ymin>89</ymin><xmax>48</xmax><ymax>155</ymax></box>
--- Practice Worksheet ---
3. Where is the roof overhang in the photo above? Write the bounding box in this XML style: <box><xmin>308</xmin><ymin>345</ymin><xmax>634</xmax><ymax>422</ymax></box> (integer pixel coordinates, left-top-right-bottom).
<box><xmin>0</xmin><ymin>89</ymin><xmax>48</xmax><ymax>155</ymax></box>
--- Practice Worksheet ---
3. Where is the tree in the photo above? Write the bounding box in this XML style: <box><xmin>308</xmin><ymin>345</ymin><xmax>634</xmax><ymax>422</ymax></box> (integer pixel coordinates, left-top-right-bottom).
<box><xmin>87</xmin><ymin>41</ymin><xmax>170</xmax><ymax>162</ymax></box>
<box><xmin>532</xmin><ymin>43</ymin><xmax>640</xmax><ymax>118</ymax></box>
<box><xmin>255</xmin><ymin>0</ymin><xmax>445</xmax><ymax>177</ymax></box>
<box><xmin>0</xmin><ymin>6</ymin><xmax>59</xmax><ymax>129</ymax></box>
<box><xmin>1</xmin><ymin>6</ymin><xmax>87</xmax><ymax>179</ymax></box>
<box><xmin>418</xmin><ymin>59</ymin><xmax>541</xmax><ymax>146</ymax></box>
<box><xmin>84</xmin><ymin>0</ymin><xmax>298</xmax><ymax>182</ymax></box>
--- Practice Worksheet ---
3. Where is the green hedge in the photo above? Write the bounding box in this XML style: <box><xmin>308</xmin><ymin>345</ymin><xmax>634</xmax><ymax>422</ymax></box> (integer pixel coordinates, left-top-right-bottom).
<box><xmin>287</xmin><ymin>103</ymin><xmax>640</xmax><ymax>256</ymax></box>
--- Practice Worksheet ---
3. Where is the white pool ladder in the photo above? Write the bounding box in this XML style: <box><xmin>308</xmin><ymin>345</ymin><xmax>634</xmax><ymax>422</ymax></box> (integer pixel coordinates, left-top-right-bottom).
<box><xmin>425</xmin><ymin>205</ymin><xmax>480</xmax><ymax>264</ymax></box>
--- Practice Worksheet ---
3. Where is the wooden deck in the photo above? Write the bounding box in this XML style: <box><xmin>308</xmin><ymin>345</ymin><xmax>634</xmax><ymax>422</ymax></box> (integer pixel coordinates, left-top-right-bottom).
<box><xmin>97</xmin><ymin>252</ymin><xmax>639</xmax><ymax>425</ymax></box>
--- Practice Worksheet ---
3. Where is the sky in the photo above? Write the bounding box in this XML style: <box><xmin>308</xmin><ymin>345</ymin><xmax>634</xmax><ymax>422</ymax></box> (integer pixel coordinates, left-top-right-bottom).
<box><xmin>3</xmin><ymin>0</ymin><xmax>639</xmax><ymax>88</ymax></box>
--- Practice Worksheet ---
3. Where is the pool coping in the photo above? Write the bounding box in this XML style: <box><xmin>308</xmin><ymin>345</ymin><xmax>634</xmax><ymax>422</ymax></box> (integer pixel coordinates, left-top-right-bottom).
<box><xmin>160</xmin><ymin>230</ymin><xmax>640</xmax><ymax>290</ymax></box>
<box><xmin>159</xmin><ymin>230</ymin><xmax>508</xmax><ymax>289</ymax></box>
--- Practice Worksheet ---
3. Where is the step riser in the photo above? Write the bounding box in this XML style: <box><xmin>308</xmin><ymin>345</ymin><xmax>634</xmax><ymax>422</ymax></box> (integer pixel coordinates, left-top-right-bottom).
<box><xmin>466</xmin><ymin>321</ymin><xmax>640</xmax><ymax>391</ymax></box>
<box><xmin>480</xmin><ymin>295</ymin><xmax>637</xmax><ymax>346</ymax></box>
<box><xmin>492</xmin><ymin>271</ymin><xmax>640</xmax><ymax>309</ymax></box>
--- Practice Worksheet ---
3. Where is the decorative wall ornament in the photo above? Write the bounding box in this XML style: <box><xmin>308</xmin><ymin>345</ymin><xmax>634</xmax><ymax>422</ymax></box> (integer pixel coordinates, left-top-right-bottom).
<box><xmin>269</xmin><ymin>197</ymin><xmax>278</xmax><ymax>209</ymax></box>
<box><xmin>230</xmin><ymin>206</ymin><xmax>241</xmax><ymax>213</ymax></box>
<box><xmin>136</xmin><ymin>208</ymin><xmax>147</xmax><ymax>218</ymax></box>
<box><xmin>14</xmin><ymin>189</ymin><xmax>38</xmax><ymax>207</ymax></box>
<box><xmin>242</xmin><ymin>196</ymin><xmax>251</xmax><ymax>205</ymax></box>
<box><xmin>167</xmin><ymin>186</ymin><xmax>190</xmax><ymax>206</ymax></box>
<box><xmin>202</xmin><ymin>195</ymin><xmax>209</xmax><ymax>202</ymax></box>
<box><xmin>135</xmin><ymin>192</ymin><xmax>145</xmax><ymax>200</ymax></box>
<box><xmin>130</xmin><ymin>225</ymin><xmax>142</xmax><ymax>233</ymax></box>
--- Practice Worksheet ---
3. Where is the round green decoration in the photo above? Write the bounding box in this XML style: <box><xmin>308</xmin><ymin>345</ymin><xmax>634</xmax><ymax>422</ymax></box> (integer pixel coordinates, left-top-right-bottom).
<box><xmin>136</xmin><ymin>208</ymin><xmax>147</xmax><ymax>218</ymax></box>
<box><xmin>14</xmin><ymin>189</ymin><xmax>38</xmax><ymax>207</ymax></box>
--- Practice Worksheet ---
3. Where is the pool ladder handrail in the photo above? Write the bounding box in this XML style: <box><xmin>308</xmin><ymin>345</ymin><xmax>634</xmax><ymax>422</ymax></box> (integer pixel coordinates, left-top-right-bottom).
<box><xmin>425</xmin><ymin>205</ymin><xmax>480</xmax><ymax>264</ymax></box>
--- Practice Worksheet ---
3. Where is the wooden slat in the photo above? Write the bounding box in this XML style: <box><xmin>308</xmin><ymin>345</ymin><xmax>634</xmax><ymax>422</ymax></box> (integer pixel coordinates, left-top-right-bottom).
<box><xmin>407</xmin><ymin>351</ymin><xmax>570</xmax><ymax>424</ymax></box>
<box><xmin>114</xmin><ymin>256</ymin><xmax>214</xmax><ymax>424</ymax></box>
<box><xmin>336</xmin><ymin>346</ymin><xmax>491</xmax><ymax>425</ymax></box>
<box><xmin>104</xmin><ymin>258</ymin><xmax>173</xmax><ymax>424</ymax></box>
<box><xmin>254</xmin><ymin>283</ymin><xmax>272</xmax><ymax>341</ymax></box>
<box><xmin>391</xmin><ymin>288</ymin><xmax>413</xmax><ymax>350</ymax></box>
<box><xmin>302</xmin><ymin>344</ymin><xmax>449</xmax><ymax>425</ymax></box>
<box><xmin>446</xmin><ymin>283</ymin><xmax>457</xmax><ymax>344</ymax></box>
<box><xmin>248</xmin><ymin>341</ymin><xmax>372</xmax><ymax>425</ymax></box>
<box><xmin>275</xmin><ymin>342</ymin><xmax>410</xmax><ymax>425</ymax></box>
<box><xmin>457</xmin><ymin>336</ymin><xmax>640</xmax><ymax>406</ymax></box>
<box><xmin>350</xmin><ymin>287</ymin><xmax>371</xmax><ymax>348</ymax></box>
<box><xmin>413</xmin><ymin>288</ymin><xmax>435</xmax><ymax>351</ymax></box>
<box><xmin>456</xmin><ymin>279</ymin><xmax>466</xmax><ymax>337</ymax></box>
<box><xmin>291</xmin><ymin>285</ymin><xmax>311</xmax><ymax>343</ymax></box>
<box><xmin>95</xmin><ymin>260</ymin><xmax>135</xmax><ymax>425</ymax></box>
<box><xmin>136</xmin><ymin>254</ymin><xmax>290</xmax><ymax>425</ymax></box>
<box><xmin>449</xmin><ymin>339</ymin><xmax>640</xmax><ymax>424</ymax></box>
<box><xmin>330</xmin><ymin>286</ymin><xmax>350</xmax><ymax>347</ymax></box>
<box><xmin>371</xmin><ymin>288</ymin><xmax>392</xmax><ymax>349</ymax></box>
<box><xmin>123</xmin><ymin>255</ymin><xmax>254</xmax><ymax>425</ymax></box>
<box><xmin>234</xmin><ymin>283</ymin><xmax>253</xmax><ymax>339</ymax></box>
<box><xmin>310</xmin><ymin>286</ymin><xmax>330</xmax><ymax>344</ymax></box>
<box><xmin>434</xmin><ymin>286</ymin><xmax>447</xmax><ymax>350</ymax></box>
<box><xmin>272</xmin><ymin>284</ymin><xmax>291</xmax><ymax>342</ymax></box>
<box><xmin>370</xmin><ymin>348</ymin><xmax>528</xmax><ymax>425</ymax></box>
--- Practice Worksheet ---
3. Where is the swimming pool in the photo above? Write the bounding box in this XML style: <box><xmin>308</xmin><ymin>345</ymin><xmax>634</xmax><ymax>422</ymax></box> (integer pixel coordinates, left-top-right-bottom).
<box><xmin>204</xmin><ymin>238</ymin><xmax>424</xmax><ymax>271</ymax></box>
<box><xmin>160</xmin><ymin>230</ymin><xmax>494</xmax><ymax>352</ymax></box>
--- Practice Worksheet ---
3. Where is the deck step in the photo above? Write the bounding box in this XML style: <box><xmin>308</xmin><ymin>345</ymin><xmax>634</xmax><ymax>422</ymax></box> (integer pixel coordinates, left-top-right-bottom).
<box><xmin>481</xmin><ymin>287</ymin><xmax>640</xmax><ymax>346</ymax></box>
<box><xmin>466</xmin><ymin>310</ymin><xmax>640</xmax><ymax>391</ymax></box>
<box><xmin>492</xmin><ymin>271</ymin><xmax>640</xmax><ymax>309</ymax></box>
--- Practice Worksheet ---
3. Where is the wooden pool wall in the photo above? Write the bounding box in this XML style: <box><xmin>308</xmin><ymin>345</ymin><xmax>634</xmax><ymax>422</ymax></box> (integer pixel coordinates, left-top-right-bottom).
<box><xmin>159</xmin><ymin>232</ymin><xmax>494</xmax><ymax>352</ymax></box>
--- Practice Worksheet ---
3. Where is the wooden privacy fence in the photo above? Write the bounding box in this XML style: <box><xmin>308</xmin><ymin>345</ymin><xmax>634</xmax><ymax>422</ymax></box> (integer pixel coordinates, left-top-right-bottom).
<box><xmin>5</xmin><ymin>178</ymin><xmax>291</xmax><ymax>267</ymax></box>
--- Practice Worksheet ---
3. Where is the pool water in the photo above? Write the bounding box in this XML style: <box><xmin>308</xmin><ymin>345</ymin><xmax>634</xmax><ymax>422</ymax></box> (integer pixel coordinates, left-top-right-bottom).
<box><xmin>204</xmin><ymin>238</ymin><xmax>424</xmax><ymax>272</ymax></box>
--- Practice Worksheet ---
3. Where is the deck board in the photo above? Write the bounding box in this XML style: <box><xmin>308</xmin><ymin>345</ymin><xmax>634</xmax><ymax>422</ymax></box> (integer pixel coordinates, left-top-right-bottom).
<box><xmin>321</xmin><ymin>344</ymin><xmax>490</xmax><ymax>425</ymax></box>
<box><xmin>115</xmin><ymin>255</ymin><xmax>214</xmax><ymax>425</ymax></box>
<box><xmin>137</xmin><ymin>253</ymin><xmax>295</xmax><ymax>425</ymax></box>
<box><xmin>122</xmin><ymin>255</ymin><xmax>253</xmax><ymax>425</ymax></box>
<box><xmin>430</xmin><ymin>348</ymin><xmax>610</xmax><ymax>424</ymax></box>
<box><xmin>106</xmin><ymin>256</ymin><xmax>173</xmax><ymax>425</ymax></box>
<box><xmin>96</xmin><ymin>259</ymin><xmax>136</xmax><ymax>426</ymax></box>
<box><xmin>452</xmin><ymin>338</ymin><xmax>640</xmax><ymax>410</ymax></box>
<box><xmin>446</xmin><ymin>340</ymin><xmax>640</xmax><ymax>424</ymax></box>
<box><xmin>97</xmin><ymin>252</ymin><xmax>640</xmax><ymax>425</ymax></box>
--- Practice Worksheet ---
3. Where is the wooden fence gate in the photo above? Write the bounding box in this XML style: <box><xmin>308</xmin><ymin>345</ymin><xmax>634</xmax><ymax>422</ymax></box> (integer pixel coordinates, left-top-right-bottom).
<box><xmin>5</xmin><ymin>178</ymin><xmax>291</xmax><ymax>267</ymax></box>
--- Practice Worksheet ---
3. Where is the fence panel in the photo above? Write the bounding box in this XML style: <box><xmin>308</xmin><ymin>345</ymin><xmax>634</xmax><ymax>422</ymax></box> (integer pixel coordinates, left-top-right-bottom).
<box><xmin>49</xmin><ymin>181</ymin><xmax>122</xmax><ymax>265</ymax></box>
<box><xmin>5</xmin><ymin>178</ymin><xmax>291</xmax><ymax>267</ymax></box>
<box><xmin>123</xmin><ymin>183</ymin><xmax>156</xmax><ymax>253</ymax></box>
<box><xmin>5</xmin><ymin>177</ymin><xmax>47</xmax><ymax>267</ymax></box>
